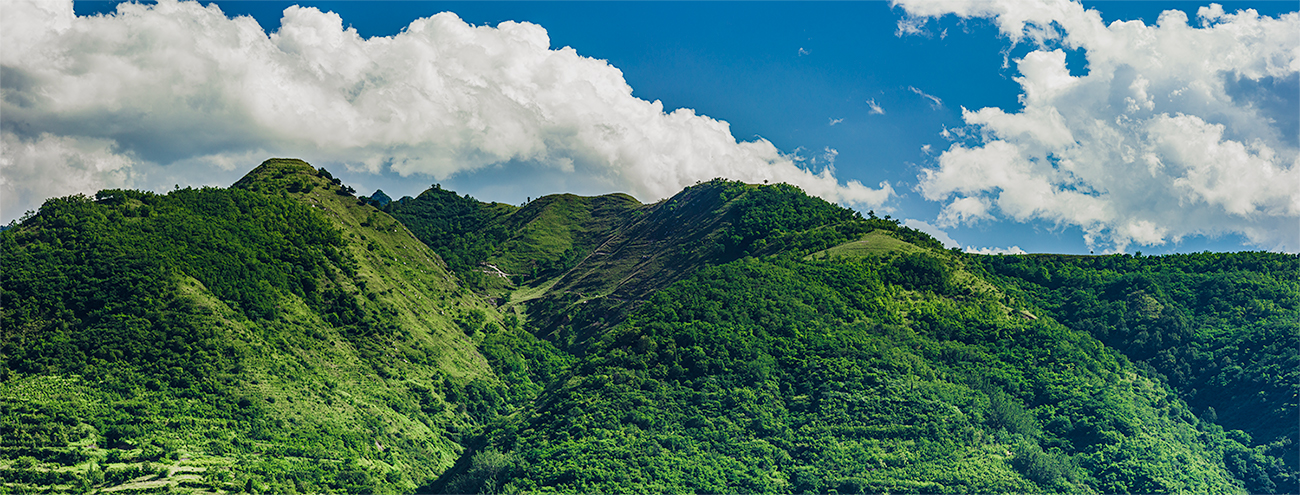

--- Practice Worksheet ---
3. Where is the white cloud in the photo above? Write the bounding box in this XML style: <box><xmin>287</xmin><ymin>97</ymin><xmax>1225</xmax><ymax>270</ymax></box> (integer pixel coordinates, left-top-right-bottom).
<box><xmin>896</xmin><ymin>0</ymin><xmax>1300</xmax><ymax>252</ymax></box>
<box><xmin>820</xmin><ymin>147</ymin><xmax>840</xmax><ymax>166</ymax></box>
<box><xmin>902</xmin><ymin>218</ymin><xmax>959</xmax><ymax>248</ymax></box>
<box><xmin>866</xmin><ymin>98</ymin><xmax>886</xmax><ymax>115</ymax></box>
<box><xmin>828</xmin><ymin>117</ymin><xmax>844</xmax><ymax>126</ymax></box>
<box><xmin>1</xmin><ymin>132</ymin><xmax>134</xmax><ymax>219</ymax></box>
<box><xmin>896</xmin><ymin>16</ymin><xmax>927</xmax><ymax>37</ymax></box>
<box><xmin>0</xmin><ymin>0</ymin><xmax>892</xmax><ymax>223</ymax></box>
<box><xmin>964</xmin><ymin>245</ymin><xmax>1028</xmax><ymax>255</ymax></box>
<box><xmin>798</xmin><ymin>47</ymin><xmax>811</xmax><ymax>56</ymax></box>
<box><xmin>909</xmin><ymin>86</ymin><xmax>944</xmax><ymax>109</ymax></box>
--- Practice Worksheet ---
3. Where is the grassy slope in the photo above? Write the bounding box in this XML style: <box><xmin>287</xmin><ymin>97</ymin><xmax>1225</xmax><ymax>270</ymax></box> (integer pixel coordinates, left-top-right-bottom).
<box><xmin>546</xmin><ymin>181</ymin><xmax>740</xmax><ymax>303</ymax></box>
<box><xmin>489</xmin><ymin>193</ymin><xmax>641</xmax><ymax>282</ymax></box>
<box><xmin>810</xmin><ymin>232</ymin><xmax>1004</xmax><ymax>305</ymax></box>
<box><xmin>808</xmin><ymin>230</ymin><xmax>927</xmax><ymax>258</ymax></box>
<box><xmin>234</xmin><ymin>159</ymin><xmax>495</xmax><ymax>381</ymax></box>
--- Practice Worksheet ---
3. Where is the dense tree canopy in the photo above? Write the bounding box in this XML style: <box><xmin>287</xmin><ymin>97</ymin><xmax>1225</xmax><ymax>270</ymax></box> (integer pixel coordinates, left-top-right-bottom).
<box><xmin>973</xmin><ymin>252</ymin><xmax>1300</xmax><ymax>492</ymax></box>
<box><xmin>437</xmin><ymin>254</ymin><xmax>1262</xmax><ymax>493</ymax></box>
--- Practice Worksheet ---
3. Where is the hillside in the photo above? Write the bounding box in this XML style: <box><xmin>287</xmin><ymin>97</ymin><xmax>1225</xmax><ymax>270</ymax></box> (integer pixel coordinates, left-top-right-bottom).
<box><xmin>384</xmin><ymin>188</ymin><xmax>644</xmax><ymax>296</ymax></box>
<box><xmin>389</xmin><ymin>179</ymin><xmax>941</xmax><ymax>349</ymax></box>
<box><xmin>973</xmin><ymin>252</ymin><xmax>1300</xmax><ymax>492</ymax></box>
<box><xmin>379</xmin><ymin>184</ymin><xmax>516</xmax><ymax>283</ymax></box>
<box><xmin>518</xmin><ymin>181</ymin><xmax>946</xmax><ymax>351</ymax></box>
<box><xmin>1</xmin><ymin>159</ymin><xmax>518</xmax><ymax>493</ymax></box>
<box><xmin>2</xmin><ymin>159</ymin><xmax>1295</xmax><ymax>494</ymax></box>
<box><xmin>488</xmin><ymin>192</ymin><xmax>643</xmax><ymax>285</ymax></box>
<box><xmin>435</xmin><ymin>250</ymin><xmax>1284</xmax><ymax>494</ymax></box>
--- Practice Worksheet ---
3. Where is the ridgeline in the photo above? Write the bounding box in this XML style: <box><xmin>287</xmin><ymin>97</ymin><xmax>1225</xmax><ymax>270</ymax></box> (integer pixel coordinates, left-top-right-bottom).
<box><xmin>2</xmin><ymin>159</ymin><xmax>1295</xmax><ymax>493</ymax></box>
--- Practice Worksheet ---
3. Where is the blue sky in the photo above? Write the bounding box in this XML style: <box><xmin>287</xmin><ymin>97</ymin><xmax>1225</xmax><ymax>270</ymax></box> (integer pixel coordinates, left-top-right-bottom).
<box><xmin>7</xmin><ymin>1</ymin><xmax>1297</xmax><ymax>254</ymax></box>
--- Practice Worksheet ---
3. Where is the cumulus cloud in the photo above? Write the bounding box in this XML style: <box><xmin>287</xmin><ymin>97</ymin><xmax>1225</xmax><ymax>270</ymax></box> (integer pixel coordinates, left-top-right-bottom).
<box><xmin>0</xmin><ymin>0</ymin><xmax>892</xmax><ymax>222</ymax></box>
<box><xmin>0</xmin><ymin>132</ymin><xmax>134</xmax><ymax>219</ymax></box>
<box><xmin>828</xmin><ymin>118</ymin><xmax>845</xmax><ymax>126</ymax></box>
<box><xmin>896</xmin><ymin>0</ymin><xmax>1300</xmax><ymax>252</ymax></box>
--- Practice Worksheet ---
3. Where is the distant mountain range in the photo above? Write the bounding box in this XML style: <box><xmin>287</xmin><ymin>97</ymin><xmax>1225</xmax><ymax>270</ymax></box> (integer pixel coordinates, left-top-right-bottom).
<box><xmin>2</xmin><ymin>159</ymin><xmax>1295</xmax><ymax>494</ymax></box>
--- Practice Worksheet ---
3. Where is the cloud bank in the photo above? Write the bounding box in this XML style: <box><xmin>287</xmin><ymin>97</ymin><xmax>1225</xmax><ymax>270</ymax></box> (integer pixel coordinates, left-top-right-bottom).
<box><xmin>964</xmin><ymin>245</ymin><xmax>1028</xmax><ymax>255</ymax></box>
<box><xmin>896</xmin><ymin>0</ymin><xmax>1300</xmax><ymax>252</ymax></box>
<box><xmin>0</xmin><ymin>0</ymin><xmax>892</xmax><ymax>222</ymax></box>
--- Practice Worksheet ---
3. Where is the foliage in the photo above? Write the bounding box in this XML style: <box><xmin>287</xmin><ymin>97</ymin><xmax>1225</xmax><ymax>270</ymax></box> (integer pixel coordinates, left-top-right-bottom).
<box><xmin>720</xmin><ymin>182</ymin><xmax>860</xmax><ymax>256</ymax></box>
<box><xmin>446</xmin><ymin>256</ymin><xmax>1246</xmax><ymax>494</ymax></box>
<box><xmin>490</xmin><ymin>193</ymin><xmax>641</xmax><ymax>283</ymax></box>
<box><xmin>715</xmin><ymin>181</ymin><xmax>943</xmax><ymax>258</ymax></box>
<box><xmin>0</xmin><ymin>160</ymin><xmax>503</xmax><ymax>493</ymax></box>
<box><xmin>385</xmin><ymin>185</ymin><xmax>514</xmax><ymax>277</ymax></box>
<box><xmin>1</xmin><ymin>164</ymin><xmax>1287</xmax><ymax>495</ymax></box>
<box><xmin>973</xmin><ymin>251</ymin><xmax>1300</xmax><ymax>493</ymax></box>
<box><xmin>2</xmin><ymin>186</ymin><xmax>346</xmax><ymax>379</ymax></box>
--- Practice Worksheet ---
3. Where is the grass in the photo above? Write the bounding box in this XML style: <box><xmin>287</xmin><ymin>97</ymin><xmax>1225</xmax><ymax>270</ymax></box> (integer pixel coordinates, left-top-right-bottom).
<box><xmin>507</xmin><ymin>278</ymin><xmax>560</xmax><ymax>307</ymax></box>
<box><xmin>247</xmin><ymin>159</ymin><xmax>496</xmax><ymax>380</ymax></box>
<box><xmin>807</xmin><ymin>230</ymin><xmax>927</xmax><ymax>259</ymax></box>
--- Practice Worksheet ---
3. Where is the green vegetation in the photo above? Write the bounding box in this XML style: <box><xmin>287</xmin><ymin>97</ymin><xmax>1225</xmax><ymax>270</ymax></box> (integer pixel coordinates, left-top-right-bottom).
<box><xmin>522</xmin><ymin>180</ymin><xmax>946</xmax><ymax>350</ymax></box>
<box><xmin>380</xmin><ymin>184</ymin><xmax>516</xmax><ymax>279</ymax></box>
<box><xmin>808</xmin><ymin>230</ymin><xmax>928</xmax><ymax>259</ymax></box>
<box><xmin>435</xmin><ymin>252</ymin><xmax>1255</xmax><ymax>494</ymax></box>
<box><xmin>1</xmin><ymin>159</ymin><xmax>509</xmax><ymax>493</ymax></box>
<box><xmin>488</xmin><ymin>193</ymin><xmax>642</xmax><ymax>284</ymax></box>
<box><xmin>385</xmin><ymin>187</ymin><xmax>641</xmax><ymax>298</ymax></box>
<box><xmin>2</xmin><ymin>159</ymin><xmax>1291</xmax><ymax>494</ymax></box>
<box><xmin>973</xmin><ymin>252</ymin><xmax>1299</xmax><ymax>493</ymax></box>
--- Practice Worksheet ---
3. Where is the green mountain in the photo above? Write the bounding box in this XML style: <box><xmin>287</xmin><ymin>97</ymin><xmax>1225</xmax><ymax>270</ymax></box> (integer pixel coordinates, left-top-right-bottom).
<box><xmin>1</xmin><ymin>159</ymin><xmax>520</xmax><ymax>493</ymax></box>
<box><xmin>2</xmin><ymin>159</ymin><xmax>1295</xmax><ymax>494</ymax></box>
<box><xmin>433</xmin><ymin>243</ymin><xmax>1293</xmax><ymax>493</ymax></box>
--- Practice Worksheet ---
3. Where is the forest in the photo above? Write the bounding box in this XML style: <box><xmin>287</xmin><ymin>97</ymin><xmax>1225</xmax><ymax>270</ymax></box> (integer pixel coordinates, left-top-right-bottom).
<box><xmin>1</xmin><ymin>159</ymin><xmax>1295</xmax><ymax>494</ymax></box>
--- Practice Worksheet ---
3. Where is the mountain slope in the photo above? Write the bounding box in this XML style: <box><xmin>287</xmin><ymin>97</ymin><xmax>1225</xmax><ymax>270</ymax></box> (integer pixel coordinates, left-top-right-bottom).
<box><xmin>383</xmin><ymin>186</ymin><xmax>644</xmax><ymax>295</ymax></box>
<box><xmin>2</xmin><ymin>160</ymin><xmax>1292</xmax><ymax>494</ymax></box>
<box><xmin>421</xmin><ymin>182</ymin><xmax>1281</xmax><ymax>494</ymax></box>
<box><xmin>380</xmin><ymin>184</ymin><xmax>516</xmax><ymax>281</ymax></box>
<box><xmin>513</xmin><ymin>180</ymin><xmax>944</xmax><ymax>352</ymax></box>
<box><xmin>487</xmin><ymin>192</ymin><xmax>643</xmax><ymax>284</ymax></box>
<box><xmin>438</xmin><ymin>253</ymin><xmax>1251</xmax><ymax>494</ymax></box>
<box><xmin>972</xmin><ymin>252</ymin><xmax>1300</xmax><ymax>492</ymax></box>
<box><xmin>1</xmin><ymin>159</ymin><xmax>510</xmax><ymax>493</ymax></box>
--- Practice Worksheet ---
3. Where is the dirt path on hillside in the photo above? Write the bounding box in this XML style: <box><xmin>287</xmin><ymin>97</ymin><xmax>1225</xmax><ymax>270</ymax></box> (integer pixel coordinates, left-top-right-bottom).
<box><xmin>481</xmin><ymin>263</ymin><xmax>510</xmax><ymax>278</ymax></box>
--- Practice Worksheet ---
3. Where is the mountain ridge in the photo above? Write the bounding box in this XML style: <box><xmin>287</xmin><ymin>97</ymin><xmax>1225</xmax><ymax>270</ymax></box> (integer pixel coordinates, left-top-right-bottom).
<box><xmin>1</xmin><ymin>158</ymin><xmax>1295</xmax><ymax>494</ymax></box>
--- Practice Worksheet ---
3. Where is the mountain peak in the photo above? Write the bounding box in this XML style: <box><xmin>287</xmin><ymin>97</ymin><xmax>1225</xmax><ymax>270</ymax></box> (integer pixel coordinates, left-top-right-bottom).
<box><xmin>235</xmin><ymin>158</ymin><xmax>315</xmax><ymax>181</ymax></box>
<box><xmin>231</xmin><ymin>158</ymin><xmax>353</xmax><ymax>196</ymax></box>
<box><xmin>368</xmin><ymin>189</ymin><xmax>393</xmax><ymax>207</ymax></box>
